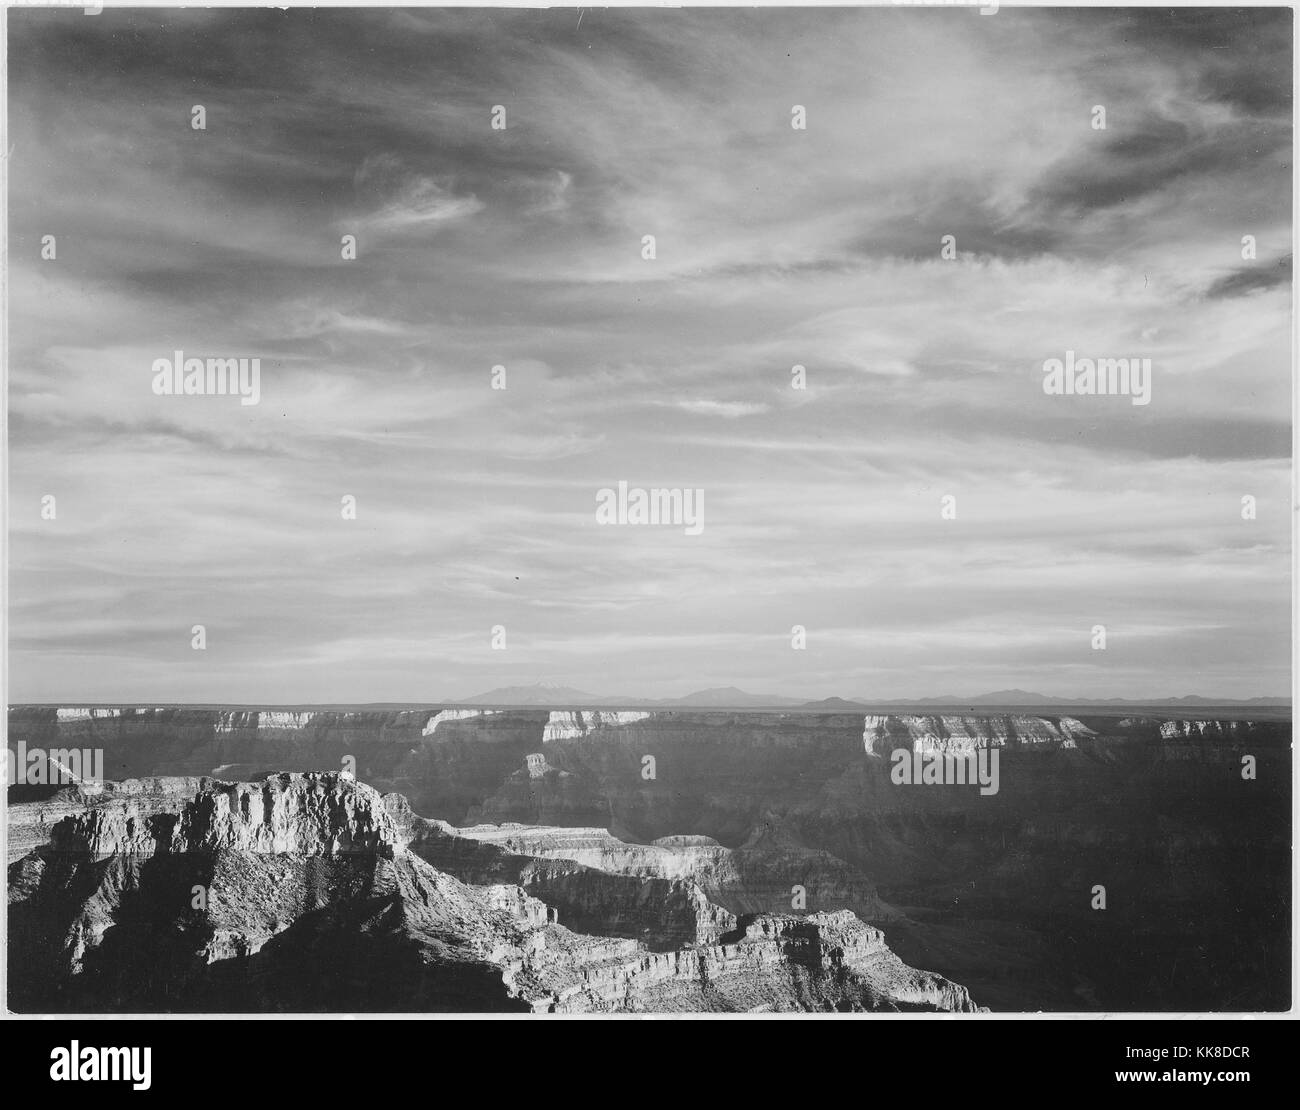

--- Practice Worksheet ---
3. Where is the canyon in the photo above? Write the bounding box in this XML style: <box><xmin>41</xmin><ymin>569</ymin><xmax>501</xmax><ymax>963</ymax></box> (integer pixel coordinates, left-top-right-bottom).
<box><xmin>7</xmin><ymin>706</ymin><xmax>1291</xmax><ymax>1011</ymax></box>
<box><xmin>8</xmin><ymin>772</ymin><xmax>978</xmax><ymax>1013</ymax></box>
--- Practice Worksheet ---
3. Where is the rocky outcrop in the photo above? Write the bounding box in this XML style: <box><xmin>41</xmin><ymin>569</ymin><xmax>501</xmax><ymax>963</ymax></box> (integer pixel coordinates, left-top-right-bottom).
<box><xmin>547</xmin><ymin>911</ymin><xmax>980</xmax><ymax>1013</ymax></box>
<box><xmin>7</xmin><ymin>778</ymin><xmax>212</xmax><ymax>863</ymax></box>
<box><xmin>440</xmin><ymin>819</ymin><xmax>893</xmax><ymax>923</ymax></box>
<box><xmin>42</xmin><ymin>773</ymin><xmax>402</xmax><ymax>859</ymax></box>
<box><xmin>861</xmin><ymin>715</ymin><xmax>1094</xmax><ymax>756</ymax></box>
<box><xmin>423</xmin><ymin>709</ymin><xmax>496</xmax><ymax>736</ymax></box>
<box><xmin>394</xmin><ymin>813</ymin><xmax>738</xmax><ymax>948</ymax></box>
<box><xmin>215</xmin><ymin>711</ymin><xmax>316</xmax><ymax>734</ymax></box>
<box><xmin>55</xmin><ymin>708</ymin><xmax>124</xmax><ymax>723</ymax></box>
<box><xmin>1157</xmin><ymin>719</ymin><xmax>1261</xmax><ymax>740</ymax></box>
<box><xmin>542</xmin><ymin>711</ymin><xmax>651</xmax><ymax>742</ymax></box>
<box><xmin>8</xmin><ymin>773</ymin><xmax>979</xmax><ymax>1014</ymax></box>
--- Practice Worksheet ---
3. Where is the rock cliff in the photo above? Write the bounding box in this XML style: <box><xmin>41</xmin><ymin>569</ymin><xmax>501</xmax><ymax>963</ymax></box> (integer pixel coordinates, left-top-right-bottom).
<box><xmin>542</xmin><ymin>710</ymin><xmax>652</xmax><ymax>742</ymax></box>
<box><xmin>423</xmin><ymin>709</ymin><xmax>496</xmax><ymax>736</ymax></box>
<box><xmin>861</xmin><ymin>714</ymin><xmax>1094</xmax><ymax>755</ymax></box>
<box><xmin>45</xmin><ymin>773</ymin><xmax>402</xmax><ymax>859</ymax></box>
<box><xmin>8</xmin><ymin>772</ymin><xmax>980</xmax><ymax>1014</ymax></box>
<box><xmin>8</xmin><ymin>705</ymin><xmax>1289</xmax><ymax>1012</ymax></box>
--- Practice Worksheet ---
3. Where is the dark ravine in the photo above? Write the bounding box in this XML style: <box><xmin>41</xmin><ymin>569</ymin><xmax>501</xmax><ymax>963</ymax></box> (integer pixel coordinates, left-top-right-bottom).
<box><xmin>7</xmin><ymin>772</ymin><xmax>980</xmax><ymax>1013</ymax></box>
<box><xmin>7</xmin><ymin>706</ymin><xmax>1291</xmax><ymax>1011</ymax></box>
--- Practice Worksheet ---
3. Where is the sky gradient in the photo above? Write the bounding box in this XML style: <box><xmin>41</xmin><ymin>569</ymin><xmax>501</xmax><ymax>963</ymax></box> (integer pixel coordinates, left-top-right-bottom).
<box><xmin>6</xmin><ymin>6</ymin><xmax>1293</xmax><ymax>703</ymax></box>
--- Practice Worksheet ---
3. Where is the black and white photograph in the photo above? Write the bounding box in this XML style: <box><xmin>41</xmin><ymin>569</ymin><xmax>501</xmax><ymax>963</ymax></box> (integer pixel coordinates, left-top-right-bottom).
<box><xmin>1</xmin><ymin>0</ymin><xmax>1294</xmax><ymax>1062</ymax></box>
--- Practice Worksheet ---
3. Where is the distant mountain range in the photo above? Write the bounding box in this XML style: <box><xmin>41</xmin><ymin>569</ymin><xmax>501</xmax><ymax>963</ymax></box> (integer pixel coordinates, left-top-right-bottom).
<box><xmin>455</xmin><ymin>683</ymin><xmax>1289</xmax><ymax>709</ymax></box>
<box><xmin>459</xmin><ymin>683</ymin><xmax>604</xmax><ymax>706</ymax></box>
<box><xmin>458</xmin><ymin>683</ymin><xmax>806</xmax><ymax>707</ymax></box>
<box><xmin>883</xmin><ymin>689</ymin><xmax>1292</xmax><ymax>708</ymax></box>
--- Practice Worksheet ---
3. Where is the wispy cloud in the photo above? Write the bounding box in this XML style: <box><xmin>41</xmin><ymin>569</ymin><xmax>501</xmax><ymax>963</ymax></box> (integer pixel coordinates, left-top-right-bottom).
<box><xmin>6</xmin><ymin>7</ymin><xmax>1291</xmax><ymax>702</ymax></box>
<box><xmin>349</xmin><ymin>154</ymin><xmax>485</xmax><ymax>234</ymax></box>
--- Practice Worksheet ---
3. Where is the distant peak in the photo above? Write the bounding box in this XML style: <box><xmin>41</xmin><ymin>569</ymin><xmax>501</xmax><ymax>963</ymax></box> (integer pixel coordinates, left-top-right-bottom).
<box><xmin>459</xmin><ymin>683</ymin><xmax>599</xmax><ymax>706</ymax></box>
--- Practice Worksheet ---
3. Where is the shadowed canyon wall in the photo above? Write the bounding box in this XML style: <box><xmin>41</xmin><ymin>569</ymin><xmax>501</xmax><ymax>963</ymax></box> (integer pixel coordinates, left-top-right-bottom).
<box><xmin>8</xmin><ymin>707</ymin><xmax>1290</xmax><ymax>1010</ymax></box>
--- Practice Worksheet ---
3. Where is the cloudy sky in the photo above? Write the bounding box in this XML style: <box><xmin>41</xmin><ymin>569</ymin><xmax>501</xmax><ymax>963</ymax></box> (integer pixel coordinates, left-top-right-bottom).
<box><xmin>7</xmin><ymin>6</ymin><xmax>1292</xmax><ymax>703</ymax></box>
